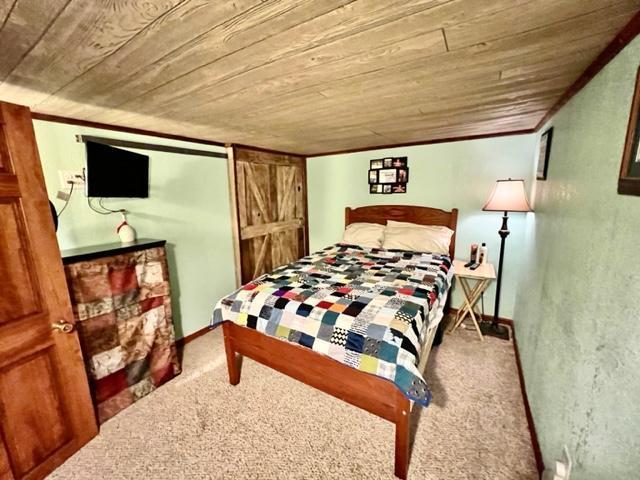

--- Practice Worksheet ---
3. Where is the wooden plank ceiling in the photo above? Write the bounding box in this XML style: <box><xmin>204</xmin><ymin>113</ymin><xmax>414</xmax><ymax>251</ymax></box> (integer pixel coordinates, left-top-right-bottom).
<box><xmin>0</xmin><ymin>0</ymin><xmax>638</xmax><ymax>155</ymax></box>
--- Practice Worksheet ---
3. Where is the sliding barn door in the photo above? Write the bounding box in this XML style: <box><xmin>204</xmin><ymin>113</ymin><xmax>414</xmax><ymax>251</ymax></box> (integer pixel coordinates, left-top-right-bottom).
<box><xmin>0</xmin><ymin>102</ymin><xmax>97</xmax><ymax>479</ymax></box>
<box><xmin>229</xmin><ymin>146</ymin><xmax>308</xmax><ymax>285</ymax></box>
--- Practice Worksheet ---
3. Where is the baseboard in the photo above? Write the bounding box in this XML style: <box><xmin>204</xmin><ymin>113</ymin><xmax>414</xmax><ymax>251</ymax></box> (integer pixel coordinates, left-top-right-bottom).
<box><xmin>447</xmin><ymin>309</ymin><xmax>543</xmax><ymax>476</ymax></box>
<box><xmin>512</xmin><ymin>326</ymin><xmax>545</xmax><ymax>477</ymax></box>
<box><xmin>176</xmin><ymin>325</ymin><xmax>212</xmax><ymax>349</ymax></box>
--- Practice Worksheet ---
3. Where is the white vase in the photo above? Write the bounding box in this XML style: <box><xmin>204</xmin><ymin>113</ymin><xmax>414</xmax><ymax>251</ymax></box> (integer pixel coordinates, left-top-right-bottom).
<box><xmin>116</xmin><ymin>218</ymin><xmax>136</xmax><ymax>243</ymax></box>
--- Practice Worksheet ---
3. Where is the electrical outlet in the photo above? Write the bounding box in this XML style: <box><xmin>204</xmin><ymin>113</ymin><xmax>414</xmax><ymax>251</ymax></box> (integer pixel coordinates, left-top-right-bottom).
<box><xmin>58</xmin><ymin>170</ymin><xmax>85</xmax><ymax>189</ymax></box>
<box><xmin>560</xmin><ymin>445</ymin><xmax>572</xmax><ymax>479</ymax></box>
<box><xmin>543</xmin><ymin>446</ymin><xmax>572</xmax><ymax>480</ymax></box>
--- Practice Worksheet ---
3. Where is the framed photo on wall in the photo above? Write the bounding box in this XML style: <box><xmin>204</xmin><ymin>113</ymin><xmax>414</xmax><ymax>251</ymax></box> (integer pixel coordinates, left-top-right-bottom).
<box><xmin>378</xmin><ymin>169</ymin><xmax>397</xmax><ymax>184</ymax></box>
<box><xmin>537</xmin><ymin>127</ymin><xmax>553</xmax><ymax>180</ymax></box>
<box><xmin>368</xmin><ymin>157</ymin><xmax>409</xmax><ymax>194</ymax></box>
<box><xmin>619</xmin><ymin>66</ymin><xmax>640</xmax><ymax>196</ymax></box>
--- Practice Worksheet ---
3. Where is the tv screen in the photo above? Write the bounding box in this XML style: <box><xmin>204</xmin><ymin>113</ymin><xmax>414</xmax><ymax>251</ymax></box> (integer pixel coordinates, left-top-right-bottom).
<box><xmin>86</xmin><ymin>141</ymin><xmax>149</xmax><ymax>198</ymax></box>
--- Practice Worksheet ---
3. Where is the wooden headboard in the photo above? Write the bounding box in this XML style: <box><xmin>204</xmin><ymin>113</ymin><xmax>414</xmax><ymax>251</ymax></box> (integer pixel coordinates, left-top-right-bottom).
<box><xmin>345</xmin><ymin>205</ymin><xmax>459</xmax><ymax>258</ymax></box>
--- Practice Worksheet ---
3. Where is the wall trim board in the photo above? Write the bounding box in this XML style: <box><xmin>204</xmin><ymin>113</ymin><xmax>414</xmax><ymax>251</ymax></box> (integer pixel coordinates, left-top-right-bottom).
<box><xmin>512</xmin><ymin>324</ymin><xmax>545</xmax><ymax>476</ymax></box>
<box><xmin>76</xmin><ymin>134</ymin><xmax>228</xmax><ymax>158</ymax></box>
<box><xmin>306</xmin><ymin>129</ymin><xmax>536</xmax><ymax>157</ymax></box>
<box><xmin>176</xmin><ymin>326</ymin><xmax>213</xmax><ymax>349</ymax></box>
<box><xmin>535</xmin><ymin>10</ymin><xmax>640</xmax><ymax>130</ymax></box>
<box><xmin>31</xmin><ymin>112</ymin><xmax>226</xmax><ymax>148</ymax></box>
<box><xmin>230</xmin><ymin>142</ymin><xmax>305</xmax><ymax>159</ymax></box>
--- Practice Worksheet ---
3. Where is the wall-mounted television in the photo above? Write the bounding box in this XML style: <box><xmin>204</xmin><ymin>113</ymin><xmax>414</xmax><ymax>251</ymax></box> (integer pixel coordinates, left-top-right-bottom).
<box><xmin>85</xmin><ymin>141</ymin><xmax>149</xmax><ymax>198</ymax></box>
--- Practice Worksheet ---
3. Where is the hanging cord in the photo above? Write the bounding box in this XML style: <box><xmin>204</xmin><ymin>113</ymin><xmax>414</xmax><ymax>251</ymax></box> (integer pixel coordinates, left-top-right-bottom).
<box><xmin>98</xmin><ymin>197</ymin><xmax>125</xmax><ymax>214</ymax></box>
<box><xmin>87</xmin><ymin>197</ymin><xmax>125</xmax><ymax>216</ymax></box>
<box><xmin>57</xmin><ymin>182</ymin><xmax>74</xmax><ymax>217</ymax></box>
<box><xmin>87</xmin><ymin>196</ymin><xmax>111</xmax><ymax>215</ymax></box>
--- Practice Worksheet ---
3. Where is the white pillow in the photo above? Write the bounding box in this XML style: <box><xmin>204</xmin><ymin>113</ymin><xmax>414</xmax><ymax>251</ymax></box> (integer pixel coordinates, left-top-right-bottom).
<box><xmin>382</xmin><ymin>220</ymin><xmax>453</xmax><ymax>254</ymax></box>
<box><xmin>342</xmin><ymin>222</ymin><xmax>385</xmax><ymax>248</ymax></box>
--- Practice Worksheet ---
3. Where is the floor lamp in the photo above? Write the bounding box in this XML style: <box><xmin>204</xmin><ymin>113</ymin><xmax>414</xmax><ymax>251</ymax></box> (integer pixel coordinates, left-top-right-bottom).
<box><xmin>481</xmin><ymin>178</ymin><xmax>533</xmax><ymax>340</ymax></box>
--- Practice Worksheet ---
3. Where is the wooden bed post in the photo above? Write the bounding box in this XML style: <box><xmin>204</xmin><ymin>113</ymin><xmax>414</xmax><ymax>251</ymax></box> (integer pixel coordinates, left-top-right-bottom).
<box><xmin>394</xmin><ymin>391</ymin><xmax>411</xmax><ymax>479</ymax></box>
<box><xmin>222</xmin><ymin>323</ymin><xmax>242</xmax><ymax>385</ymax></box>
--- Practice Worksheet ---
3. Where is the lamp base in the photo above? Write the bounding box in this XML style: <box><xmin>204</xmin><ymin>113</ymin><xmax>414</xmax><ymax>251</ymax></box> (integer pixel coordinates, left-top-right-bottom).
<box><xmin>480</xmin><ymin>321</ymin><xmax>511</xmax><ymax>341</ymax></box>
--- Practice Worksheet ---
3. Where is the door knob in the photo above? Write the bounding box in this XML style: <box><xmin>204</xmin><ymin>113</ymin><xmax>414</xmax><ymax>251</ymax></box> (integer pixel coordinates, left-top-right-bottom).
<box><xmin>51</xmin><ymin>320</ymin><xmax>74</xmax><ymax>333</ymax></box>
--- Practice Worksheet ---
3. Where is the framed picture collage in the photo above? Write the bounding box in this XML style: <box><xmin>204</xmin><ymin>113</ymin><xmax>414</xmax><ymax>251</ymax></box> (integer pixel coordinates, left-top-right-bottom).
<box><xmin>368</xmin><ymin>157</ymin><xmax>409</xmax><ymax>194</ymax></box>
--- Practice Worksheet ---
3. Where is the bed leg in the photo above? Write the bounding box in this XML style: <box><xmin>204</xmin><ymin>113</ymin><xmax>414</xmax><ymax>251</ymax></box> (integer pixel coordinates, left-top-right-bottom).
<box><xmin>394</xmin><ymin>392</ymin><xmax>410</xmax><ymax>479</ymax></box>
<box><xmin>222</xmin><ymin>323</ymin><xmax>241</xmax><ymax>385</ymax></box>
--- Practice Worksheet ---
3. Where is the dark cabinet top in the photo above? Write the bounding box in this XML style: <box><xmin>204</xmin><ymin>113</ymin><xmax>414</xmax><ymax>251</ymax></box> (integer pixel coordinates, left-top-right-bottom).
<box><xmin>61</xmin><ymin>238</ymin><xmax>166</xmax><ymax>264</ymax></box>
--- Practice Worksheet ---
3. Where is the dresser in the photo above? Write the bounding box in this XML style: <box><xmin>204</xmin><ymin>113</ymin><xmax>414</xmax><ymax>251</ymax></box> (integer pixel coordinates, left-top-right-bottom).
<box><xmin>62</xmin><ymin>239</ymin><xmax>181</xmax><ymax>424</ymax></box>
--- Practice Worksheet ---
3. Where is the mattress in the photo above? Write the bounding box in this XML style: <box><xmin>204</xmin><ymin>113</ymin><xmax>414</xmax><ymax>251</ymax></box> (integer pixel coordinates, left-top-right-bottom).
<box><xmin>212</xmin><ymin>243</ymin><xmax>453</xmax><ymax>406</ymax></box>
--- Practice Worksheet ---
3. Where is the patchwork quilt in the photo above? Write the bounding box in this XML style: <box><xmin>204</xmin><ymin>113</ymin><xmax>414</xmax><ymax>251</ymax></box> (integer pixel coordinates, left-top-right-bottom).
<box><xmin>212</xmin><ymin>244</ymin><xmax>453</xmax><ymax>406</ymax></box>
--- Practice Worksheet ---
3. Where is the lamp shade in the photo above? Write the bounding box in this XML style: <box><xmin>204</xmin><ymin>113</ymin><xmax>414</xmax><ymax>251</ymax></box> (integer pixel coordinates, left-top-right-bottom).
<box><xmin>482</xmin><ymin>179</ymin><xmax>533</xmax><ymax>212</ymax></box>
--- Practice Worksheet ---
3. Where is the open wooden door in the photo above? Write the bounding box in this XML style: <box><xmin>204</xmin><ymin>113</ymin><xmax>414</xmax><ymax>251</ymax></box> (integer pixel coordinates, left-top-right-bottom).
<box><xmin>0</xmin><ymin>102</ymin><xmax>97</xmax><ymax>479</ymax></box>
<box><xmin>228</xmin><ymin>145</ymin><xmax>308</xmax><ymax>285</ymax></box>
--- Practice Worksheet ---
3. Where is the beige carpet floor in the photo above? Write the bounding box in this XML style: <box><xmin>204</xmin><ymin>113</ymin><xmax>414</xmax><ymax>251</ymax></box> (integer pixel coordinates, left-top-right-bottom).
<box><xmin>49</xmin><ymin>323</ymin><xmax>538</xmax><ymax>479</ymax></box>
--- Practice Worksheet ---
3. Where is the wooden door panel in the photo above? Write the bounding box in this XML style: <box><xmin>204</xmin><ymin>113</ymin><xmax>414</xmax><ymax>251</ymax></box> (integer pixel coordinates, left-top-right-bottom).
<box><xmin>245</xmin><ymin>162</ymin><xmax>273</xmax><ymax>225</ymax></box>
<box><xmin>231</xmin><ymin>146</ymin><xmax>308</xmax><ymax>284</ymax></box>
<box><xmin>270</xmin><ymin>228</ymin><xmax>302</xmax><ymax>268</ymax></box>
<box><xmin>0</xmin><ymin>125</ymin><xmax>9</xmax><ymax>173</ymax></box>
<box><xmin>0</xmin><ymin>348</ymin><xmax>72</xmax><ymax>477</ymax></box>
<box><xmin>0</xmin><ymin>199</ymin><xmax>42</xmax><ymax>322</ymax></box>
<box><xmin>0</xmin><ymin>101</ymin><xmax>97</xmax><ymax>479</ymax></box>
<box><xmin>275</xmin><ymin>165</ymin><xmax>297</xmax><ymax>222</ymax></box>
<box><xmin>240</xmin><ymin>236</ymin><xmax>273</xmax><ymax>281</ymax></box>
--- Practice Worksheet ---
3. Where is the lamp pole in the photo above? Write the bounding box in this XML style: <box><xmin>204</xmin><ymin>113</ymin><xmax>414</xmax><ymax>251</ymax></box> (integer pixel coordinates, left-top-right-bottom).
<box><xmin>481</xmin><ymin>210</ymin><xmax>511</xmax><ymax>340</ymax></box>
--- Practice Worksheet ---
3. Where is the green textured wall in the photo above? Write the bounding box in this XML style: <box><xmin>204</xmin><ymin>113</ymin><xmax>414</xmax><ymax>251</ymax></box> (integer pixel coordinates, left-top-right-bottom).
<box><xmin>307</xmin><ymin>135</ymin><xmax>537</xmax><ymax>319</ymax></box>
<box><xmin>34</xmin><ymin>121</ymin><xmax>236</xmax><ymax>339</ymax></box>
<box><xmin>514</xmin><ymin>38</ymin><xmax>640</xmax><ymax>478</ymax></box>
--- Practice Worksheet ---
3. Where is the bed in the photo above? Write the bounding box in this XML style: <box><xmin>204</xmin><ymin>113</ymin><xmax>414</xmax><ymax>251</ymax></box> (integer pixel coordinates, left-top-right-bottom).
<box><xmin>212</xmin><ymin>205</ymin><xmax>458</xmax><ymax>478</ymax></box>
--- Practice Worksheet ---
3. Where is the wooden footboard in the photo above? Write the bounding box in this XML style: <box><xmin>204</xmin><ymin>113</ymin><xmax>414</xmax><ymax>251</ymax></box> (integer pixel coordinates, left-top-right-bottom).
<box><xmin>222</xmin><ymin>322</ymin><xmax>411</xmax><ymax>479</ymax></box>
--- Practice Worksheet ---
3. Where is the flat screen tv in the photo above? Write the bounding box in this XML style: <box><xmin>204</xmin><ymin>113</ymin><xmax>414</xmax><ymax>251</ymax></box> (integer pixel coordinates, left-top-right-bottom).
<box><xmin>85</xmin><ymin>141</ymin><xmax>149</xmax><ymax>198</ymax></box>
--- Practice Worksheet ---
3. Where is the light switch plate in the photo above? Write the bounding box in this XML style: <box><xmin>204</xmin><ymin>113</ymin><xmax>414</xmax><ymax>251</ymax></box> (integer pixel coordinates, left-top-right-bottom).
<box><xmin>58</xmin><ymin>170</ymin><xmax>85</xmax><ymax>188</ymax></box>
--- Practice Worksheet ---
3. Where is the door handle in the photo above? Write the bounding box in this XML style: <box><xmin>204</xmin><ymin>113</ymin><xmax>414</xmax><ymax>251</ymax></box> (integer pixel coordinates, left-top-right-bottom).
<box><xmin>51</xmin><ymin>320</ymin><xmax>74</xmax><ymax>334</ymax></box>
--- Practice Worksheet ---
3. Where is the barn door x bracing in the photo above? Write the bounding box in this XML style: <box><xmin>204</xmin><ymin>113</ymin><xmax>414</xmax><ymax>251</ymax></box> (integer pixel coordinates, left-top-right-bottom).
<box><xmin>229</xmin><ymin>146</ymin><xmax>308</xmax><ymax>285</ymax></box>
<box><xmin>0</xmin><ymin>102</ymin><xmax>97</xmax><ymax>479</ymax></box>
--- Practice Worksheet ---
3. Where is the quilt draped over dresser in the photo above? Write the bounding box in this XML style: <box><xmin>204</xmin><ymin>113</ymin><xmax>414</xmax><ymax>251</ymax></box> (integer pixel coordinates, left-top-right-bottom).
<box><xmin>64</xmin><ymin>245</ymin><xmax>180</xmax><ymax>423</ymax></box>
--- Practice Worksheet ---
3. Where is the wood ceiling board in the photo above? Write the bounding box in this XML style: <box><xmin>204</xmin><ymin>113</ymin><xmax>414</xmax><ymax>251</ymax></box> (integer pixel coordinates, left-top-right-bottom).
<box><xmin>38</xmin><ymin>0</ymin><xmax>442</xmax><ymax>117</ymax></box>
<box><xmin>445</xmin><ymin>0</ymin><xmax>638</xmax><ymax>50</ymax></box>
<box><xmin>1</xmin><ymin>0</ymin><xmax>638</xmax><ymax>154</ymax></box>
<box><xmin>313</xmin><ymin>11</ymin><xmax>634</xmax><ymax>100</ymax></box>
<box><xmin>107</xmin><ymin>0</ymin><xmax>542</xmax><ymax>120</ymax></box>
<box><xmin>178</xmin><ymin>29</ymin><xmax>448</xmax><ymax>126</ymax></box>
<box><xmin>303</xmin><ymin>123</ymin><xmax>538</xmax><ymax>153</ymax></box>
<box><xmin>0</xmin><ymin>1</ymin><xmax>16</xmax><ymax>27</ymax></box>
<box><xmin>236</xmin><ymin>75</ymin><xmax>570</xmax><ymax>132</ymax></box>
<box><xmin>217</xmin><ymin>7</ymin><xmax>632</xmax><ymax>124</ymax></box>
<box><xmin>101</xmin><ymin>0</ymin><xmax>453</xmax><ymax>119</ymax></box>
<box><xmin>0</xmin><ymin>0</ymin><xmax>69</xmax><ymax>80</ymax></box>
<box><xmin>0</xmin><ymin>0</ymin><xmax>181</xmax><ymax>106</ymax></box>
<box><xmin>141</xmin><ymin>0</ymin><xmax>600</xmax><ymax>121</ymax></box>
<box><xmin>35</xmin><ymin>0</ymin><xmax>351</xmax><ymax>115</ymax></box>
<box><xmin>499</xmin><ymin>51</ymin><xmax>601</xmax><ymax>81</ymax></box>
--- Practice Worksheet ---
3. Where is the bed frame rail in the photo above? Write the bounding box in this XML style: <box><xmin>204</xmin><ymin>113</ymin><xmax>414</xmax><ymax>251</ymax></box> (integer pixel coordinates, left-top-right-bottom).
<box><xmin>223</xmin><ymin>322</ymin><xmax>411</xmax><ymax>478</ymax></box>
